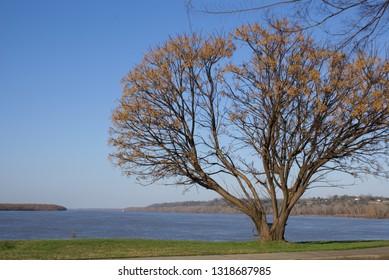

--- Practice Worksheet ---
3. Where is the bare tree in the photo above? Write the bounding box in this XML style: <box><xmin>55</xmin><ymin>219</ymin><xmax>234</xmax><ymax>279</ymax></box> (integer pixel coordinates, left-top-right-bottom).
<box><xmin>187</xmin><ymin>0</ymin><xmax>389</xmax><ymax>49</ymax></box>
<box><xmin>109</xmin><ymin>21</ymin><xmax>388</xmax><ymax>241</ymax></box>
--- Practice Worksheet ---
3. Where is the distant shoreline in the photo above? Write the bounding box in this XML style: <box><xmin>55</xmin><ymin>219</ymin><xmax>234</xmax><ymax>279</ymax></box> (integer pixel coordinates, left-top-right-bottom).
<box><xmin>124</xmin><ymin>195</ymin><xmax>389</xmax><ymax>219</ymax></box>
<box><xmin>0</xmin><ymin>203</ymin><xmax>66</xmax><ymax>211</ymax></box>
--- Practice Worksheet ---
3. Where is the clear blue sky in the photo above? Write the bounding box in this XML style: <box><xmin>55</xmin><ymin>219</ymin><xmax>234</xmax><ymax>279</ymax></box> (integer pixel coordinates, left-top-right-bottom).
<box><xmin>1</xmin><ymin>0</ymin><xmax>388</xmax><ymax>208</ymax></box>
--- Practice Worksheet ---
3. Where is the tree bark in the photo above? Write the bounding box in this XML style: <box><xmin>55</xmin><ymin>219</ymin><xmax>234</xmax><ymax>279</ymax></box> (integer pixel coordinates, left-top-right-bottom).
<box><xmin>250</xmin><ymin>214</ymin><xmax>287</xmax><ymax>242</ymax></box>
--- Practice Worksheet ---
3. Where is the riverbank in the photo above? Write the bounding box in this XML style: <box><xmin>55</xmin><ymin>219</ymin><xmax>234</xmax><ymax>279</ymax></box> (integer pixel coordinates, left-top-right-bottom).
<box><xmin>125</xmin><ymin>195</ymin><xmax>389</xmax><ymax>219</ymax></box>
<box><xmin>1</xmin><ymin>239</ymin><xmax>389</xmax><ymax>260</ymax></box>
<box><xmin>0</xmin><ymin>204</ymin><xmax>66</xmax><ymax>211</ymax></box>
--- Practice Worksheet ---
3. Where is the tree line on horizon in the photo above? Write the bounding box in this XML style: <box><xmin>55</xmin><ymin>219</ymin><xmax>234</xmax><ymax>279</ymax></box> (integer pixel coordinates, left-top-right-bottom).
<box><xmin>0</xmin><ymin>204</ymin><xmax>67</xmax><ymax>211</ymax></box>
<box><xmin>125</xmin><ymin>195</ymin><xmax>389</xmax><ymax>219</ymax></box>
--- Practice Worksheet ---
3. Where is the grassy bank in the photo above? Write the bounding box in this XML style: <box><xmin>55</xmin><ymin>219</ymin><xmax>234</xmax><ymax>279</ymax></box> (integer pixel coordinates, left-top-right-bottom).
<box><xmin>1</xmin><ymin>239</ymin><xmax>389</xmax><ymax>260</ymax></box>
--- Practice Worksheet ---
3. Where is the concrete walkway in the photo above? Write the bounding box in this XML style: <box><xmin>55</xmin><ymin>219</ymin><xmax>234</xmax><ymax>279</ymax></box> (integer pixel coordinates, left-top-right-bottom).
<box><xmin>137</xmin><ymin>246</ymin><xmax>389</xmax><ymax>260</ymax></box>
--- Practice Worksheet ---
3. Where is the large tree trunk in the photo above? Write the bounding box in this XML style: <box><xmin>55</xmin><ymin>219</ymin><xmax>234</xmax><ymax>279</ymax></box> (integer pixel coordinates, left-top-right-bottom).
<box><xmin>252</xmin><ymin>213</ymin><xmax>288</xmax><ymax>242</ymax></box>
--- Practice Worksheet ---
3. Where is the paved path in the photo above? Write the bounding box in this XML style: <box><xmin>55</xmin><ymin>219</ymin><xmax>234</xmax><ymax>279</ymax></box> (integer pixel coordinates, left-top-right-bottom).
<box><xmin>137</xmin><ymin>246</ymin><xmax>389</xmax><ymax>260</ymax></box>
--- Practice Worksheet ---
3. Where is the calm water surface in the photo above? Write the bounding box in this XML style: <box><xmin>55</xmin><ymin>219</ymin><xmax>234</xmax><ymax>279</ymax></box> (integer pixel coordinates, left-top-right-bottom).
<box><xmin>0</xmin><ymin>210</ymin><xmax>388</xmax><ymax>242</ymax></box>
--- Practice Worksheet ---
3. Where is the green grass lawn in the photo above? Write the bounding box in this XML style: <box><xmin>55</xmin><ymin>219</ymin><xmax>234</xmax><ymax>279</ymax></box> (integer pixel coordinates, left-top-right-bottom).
<box><xmin>1</xmin><ymin>239</ymin><xmax>389</xmax><ymax>259</ymax></box>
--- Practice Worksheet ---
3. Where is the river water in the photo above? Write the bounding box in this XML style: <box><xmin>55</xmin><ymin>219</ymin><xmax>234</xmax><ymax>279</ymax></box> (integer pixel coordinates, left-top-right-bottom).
<box><xmin>0</xmin><ymin>210</ymin><xmax>388</xmax><ymax>241</ymax></box>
